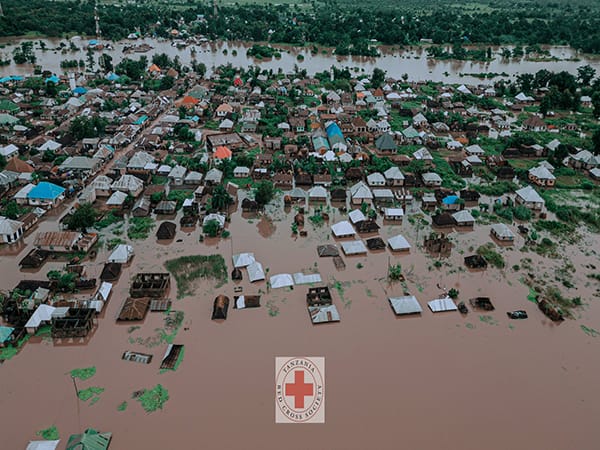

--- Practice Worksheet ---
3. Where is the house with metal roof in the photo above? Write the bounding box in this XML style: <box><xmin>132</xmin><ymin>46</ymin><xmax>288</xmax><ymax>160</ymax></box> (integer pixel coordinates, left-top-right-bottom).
<box><xmin>58</xmin><ymin>156</ymin><xmax>102</xmax><ymax>176</ymax></box>
<box><xmin>349</xmin><ymin>181</ymin><xmax>373</xmax><ymax>205</ymax></box>
<box><xmin>27</xmin><ymin>182</ymin><xmax>65</xmax><ymax>207</ymax></box>
<box><xmin>0</xmin><ymin>216</ymin><xmax>24</xmax><ymax>244</ymax></box>
<box><xmin>528</xmin><ymin>166</ymin><xmax>556</xmax><ymax>187</ymax></box>
<box><xmin>66</xmin><ymin>428</ymin><xmax>111</xmax><ymax>450</ymax></box>
<box><xmin>389</xmin><ymin>296</ymin><xmax>423</xmax><ymax>315</ymax></box>
<box><xmin>515</xmin><ymin>185</ymin><xmax>545</xmax><ymax>210</ymax></box>
<box><xmin>111</xmin><ymin>174</ymin><xmax>144</xmax><ymax>197</ymax></box>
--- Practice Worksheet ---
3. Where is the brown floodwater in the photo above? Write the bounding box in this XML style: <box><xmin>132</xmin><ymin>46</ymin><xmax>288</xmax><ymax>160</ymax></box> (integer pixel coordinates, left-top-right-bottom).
<box><xmin>1</xmin><ymin>190</ymin><xmax>599</xmax><ymax>449</ymax></box>
<box><xmin>1</xmin><ymin>37</ymin><xmax>600</xmax><ymax>84</ymax></box>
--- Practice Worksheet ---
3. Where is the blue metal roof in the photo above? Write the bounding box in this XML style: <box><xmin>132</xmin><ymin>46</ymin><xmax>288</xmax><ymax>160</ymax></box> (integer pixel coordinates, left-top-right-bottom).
<box><xmin>0</xmin><ymin>326</ymin><xmax>14</xmax><ymax>343</ymax></box>
<box><xmin>442</xmin><ymin>195</ymin><xmax>459</xmax><ymax>205</ymax></box>
<box><xmin>45</xmin><ymin>75</ymin><xmax>60</xmax><ymax>84</ymax></box>
<box><xmin>27</xmin><ymin>182</ymin><xmax>66</xmax><ymax>200</ymax></box>
<box><xmin>326</xmin><ymin>122</ymin><xmax>343</xmax><ymax>139</ymax></box>
<box><xmin>73</xmin><ymin>86</ymin><xmax>87</xmax><ymax>94</ymax></box>
<box><xmin>133</xmin><ymin>115</ymin><xmax>148</xmax><ymax>125</ymax></box>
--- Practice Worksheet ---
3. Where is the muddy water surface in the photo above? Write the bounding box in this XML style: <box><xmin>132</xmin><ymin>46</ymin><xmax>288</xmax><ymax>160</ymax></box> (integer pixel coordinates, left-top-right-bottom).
<box><xmin>1</xmin><ymin>195</ymin><xmax>599</xmax><ymax>450</ymax></box>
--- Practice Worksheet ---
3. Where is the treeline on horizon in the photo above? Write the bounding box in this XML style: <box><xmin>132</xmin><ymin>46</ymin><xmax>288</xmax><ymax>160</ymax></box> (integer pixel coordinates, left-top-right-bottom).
<box><xmin>0</xmin><ymin>0</ymin><xmax>599</xmax><ymax>54</ymax></box>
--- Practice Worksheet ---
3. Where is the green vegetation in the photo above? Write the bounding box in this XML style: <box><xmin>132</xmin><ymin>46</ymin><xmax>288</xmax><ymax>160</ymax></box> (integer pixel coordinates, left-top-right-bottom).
<box><xmin>474</xmin><ymin>181</ymin><xmax>518</xmax><ymax>196</ymax></box>
<box><xmin>254</xmin><ymin>180</ymin><xmax>275</xmax><ymax>207</ymax></box>
<box><xmin>127</xmin><ymin>217</ymin><xmax>154</xmax><ymax>240</ymax></box>
<box><xmin>78</xmin><ymin>387</ymin><xmax>104</xmax><ymax>404</ymax></box>
<box><xmin>247</xmin><ymin>44</ymin><xmax>280</xmax><ymax>59</ymax></box>
<box><xmin>70</xmin><ymin>366</ymin><xmax>96</xmax><ymax>381</ymax></box>
<box><xmin>36</xmin><ymin>426</ymin><xmax>59</xmax><ymax>440</ymax></box>
<box><xmin>388</xmin><ymin>264</ymin><xmax>403</xmax><ymax>281</ymax></box>
<box><xmin>476</xmin><ymin>243</ymin><xmax>505</xmax><ymax>269</ymax></box>
<box><xmin>95</xmin><ymin>210</ymin><xmax>124</xmax><ymax>229</ymax></box>
<box><xmin>117</xmin><ymin>401</ymin><xmax>128</xmax><ymax>412</ymax></box>
<box><xmin>136</xmin><ymin>384</ymin><xmax>169</xmax><ymax>413</ymax></box>
<box><xmin>65</xmin><ymin>203</ymin><xmax>98</xmax><ymax>231</ymax></box>
<box><xmin>202</xmin><ymin>219</ymin><xmax>222</xmax><ymax>238</ymax></box>
<box><xmin>165</xmin><ymin>255</ymin><xmax>228</xmax><ymax>298</ymax></box>
<box><xmin>0</xmin><ymin>334</ymin><xmax>30</xmax><ymax>360</ymax></box>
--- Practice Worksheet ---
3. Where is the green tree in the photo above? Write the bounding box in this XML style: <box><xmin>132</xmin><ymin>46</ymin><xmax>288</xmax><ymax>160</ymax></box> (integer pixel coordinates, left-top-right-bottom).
<box><xmin>203</xmin><ymin>219</ymin><xmax>221</xmax><ymax>237</ymax></box>
<box><xmin>66</xmin><ymin>203</ymin><xmax>98</xmax><ymax>231</ymax></box>
<box><xmin>254</xmin><ymin>180</ymin><xmax>275</xmax><ymax>207</ymax></box>
<box><xmin>3</xmin><ymin>200</ymin><xmax>21</xmax><ymax>219</ymax></box>
<box><xmin>371</xmin><ymin>67</ymin><xmax>386</xmax><ymax>88</ymax></box>
<box><xmin>45</xmin><ymin>81</ymin><xmax>58</xmax><ymax>97</ymax></box>
<box><xmin>211</xmin><ymin>185</ymin><xmax>233</xmax><ymax>212</ymax></box>
<box><xmin>577</xmin><ymin>65</ymin><xmax>596</xmax><ymax>86</ymax></box>
<box><xmin>98</xmin><ymin>53</ymin><xmax>113</xmax><ymax>73</ymax></box>
<box><xmin>593</xmin><ymin>129</ymin><xmax>600</xmax><ymax>155</ymax></box>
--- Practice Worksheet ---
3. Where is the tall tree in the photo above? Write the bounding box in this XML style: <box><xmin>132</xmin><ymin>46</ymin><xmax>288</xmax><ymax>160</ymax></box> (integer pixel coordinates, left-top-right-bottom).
<box><xmin>66</xmin><ymin>203</ymin><xmax>98</xmax><ymax>231</ymax></box>
<box><xmin>577</xmin><ymin>65</ymin><xmax>596</xmax><ymax>86</ymax></box>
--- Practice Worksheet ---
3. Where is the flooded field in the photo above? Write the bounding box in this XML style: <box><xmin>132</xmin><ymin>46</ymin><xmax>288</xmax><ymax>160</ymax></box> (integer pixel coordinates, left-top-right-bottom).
<box><xmin>1</xmin><ymin>191</ymin><xmax>599</xmax><ymax>449</ymax></box>
<box><xmin>1</xmin><ymin>37</ymin><xmax>600</xmax><ymax>84</ymax></box>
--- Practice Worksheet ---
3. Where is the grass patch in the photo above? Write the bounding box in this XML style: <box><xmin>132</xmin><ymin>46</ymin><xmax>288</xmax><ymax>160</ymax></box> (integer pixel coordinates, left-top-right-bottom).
<box><xmin>135</xmin><ymin>384</ymin><xmax>169</xmax><ymax>413</ymax></box>
<box><xmin>127</xmin><ymin>217</ymin><xmax>155</xmax><ymax>239</ymax></box>
<box><xmin>117</xmin><ymin>401</ymin><xmax>128</xmax><ymax>411</ymax></box>
<box><xmin>78</xmin><ymin>387</ymin><xmax>104</xmax><ymax>403</ymax></box>
<box><xmin>36</xmin><ymin>426</ymin><xmax>59</xmax><ymax>440</ymax></box>
<box><xmin>479</xmin><ymin>315</ymin><xmax>498</xmax><ymax>326</ymax></box>
<box><xmin>476</xmin><ymin>243</ymin><xmax>505</xmax><ymax>269</ymax></box>
<box><xmin>165</xmin><ymin>254</ymin><xmax>228</xmax><ymax>298</ymax></box>
<box><xmin>0</xmin><ymin>334</ymin><xmax>30</xmax><ymax>360</ymax></box>
<box><xmin>70</xmin><ymin>366</ymin><xmax>96</xmax><ymax>380</ymax></box>
<box><xmin>95</xmin><ymin>210</ymin><xmax>124</xmax><ymax>229</ymax></box>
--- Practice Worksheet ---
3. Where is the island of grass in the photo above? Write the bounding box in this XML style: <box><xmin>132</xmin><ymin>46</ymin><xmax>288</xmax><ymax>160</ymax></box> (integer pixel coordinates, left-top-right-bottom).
<box><xmin>70</xmin><ymin>366</ymin><xmax>96</xmax><ymax>380</ymax></box>
<box><xmin>165</xmin><ymin>254</ymin><xmax>228</xmax><ymax>298</ymax></box>
<box><xmin>476</xmin><ymin>244</ymin><xmax>505</xmax><ymax>269</ymax></box>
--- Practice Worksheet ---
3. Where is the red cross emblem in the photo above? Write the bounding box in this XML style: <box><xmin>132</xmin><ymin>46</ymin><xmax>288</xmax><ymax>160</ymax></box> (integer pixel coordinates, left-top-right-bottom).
<box><xmin>285</xmin><ymin>370</ymin><xmax>314</xmax><ymax>409</ymax></box>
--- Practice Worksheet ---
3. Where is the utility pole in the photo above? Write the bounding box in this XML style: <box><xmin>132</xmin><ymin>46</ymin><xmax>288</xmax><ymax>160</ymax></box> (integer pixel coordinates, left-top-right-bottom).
<box><xmin>0</xmin><ymin>3</ymin><xmax>4</xmax><ymax>17</ymax></box>
<box><xmin>94</xmin><ymin>1</ymin><xmax>101</xmax><ymax>40</ymax></box>
<box><xmin>213</xmin><ymin>0</ymin><xmax>218</xmax><ymax>18</ymax></box>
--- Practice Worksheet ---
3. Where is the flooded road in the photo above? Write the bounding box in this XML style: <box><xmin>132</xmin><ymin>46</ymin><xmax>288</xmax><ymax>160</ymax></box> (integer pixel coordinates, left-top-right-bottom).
<box><xmin>1</xmin><ymin>37</ymin><xmax>599</xmax><ymax>84</ymax></box>
<box><xmin>1</xmin><ymin>193</ymin><xmax>599</xmax><ymax>449</ymax></box>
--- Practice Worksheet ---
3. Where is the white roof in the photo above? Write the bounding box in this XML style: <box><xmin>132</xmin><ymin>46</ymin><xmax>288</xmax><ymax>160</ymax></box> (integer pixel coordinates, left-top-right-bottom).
<box><xmin>373</xmin><ymin>188</ymin><xmax>394</xmax><ymax>199</ymax></box>
<box><xmin>516</xmin><ymin>185</ymin><xmax>545</xmax><ymax>203</ymax></box>
<box><xmin>247</xmin><ymin>261</ymin><xmax>265</xmax><ymax>282</ymax></box>
<box><xmin>233</xmin><ymin>252</ymin><xmax>255</xmax><ymax>268</ymax></box>
<box><xmin>108</xmin><ymin>244</ymin><xmax>134</xmax><ymax>263</ymax></box>
<box><xmin>388</xmin><ymin>234</ymin><xmax>411</xmax><ymax>251</ymax></box>
<box><xmin>0</xmin><ymin>217</ymin><xmax>23</xmax><ymax>234</ymax></box>
<box><xmin>452</xmin><ymin>210</ymin><xmax>475</xmax><ymax>223</ymax></box>
<box><xmin>270</xmin><ymin>273</ymin><xmax>294</xmax><ymax>289</ymax></box>
<box><xmin>96</xmin><ymin>281</ymin><xmax>113</xmax><ymax>301</ymax></box>
<box><xmin>341</xmin><ymin>240</ymin><xmax>367</xmax><ymax>255</ymax></box>
<box><xmin>422</xmin><ymin>172</ymin><xmax>443</xmax><ymax>183</ymax></box>
<box><xmin>384</xmin><ymin>207</ymin><xmax>404</xmax><ymax>217</ymax></box>
<box><xmin>428</xmin><ymin>296</ymin><xmax>458</xmax><ymax>312</ymax></box>
<box><xmin>112</xmin><ymin>174</ymin><xmax>143</xmax><ymax>193</ymax></box>
<box><xmin>26</xmin><ymin>440</ymin><xmax>60</xmax><ymax>450</ymax></box>
<box><xmin>528</xmin><ymin>166</ymin><xmax>555</xmax><ymax>180</ymax></box>
<box><xmin>106</xmin><ymin>190</ymin><xmax>128</xmax><ymax>205</ymax></box>
<box><xmin>457</xmin><ymin>84</ymin><xmax>472</xmax><ymax>95</ymax></box>
<box><xmin>367</xmin><ymin>172</ymin><xmax>386</xmax><ymax>185</ymax></box>
<box><xmin>168</xmin><ymin>165</ymin><xmax>187</xmax><ymax>178</ymax></box>
<box><xmin>384</xmin><ymin>166</ymin><xmax>404</xmax><ymax>180</ymax></box>
<box><xmin>309</xmin><ymin>304</ymin><xmax>340</xmax><ymax>323</ymax></box>
<box><xmin>205</xmin><ymin>168</ymin><xmax>223</xmax><ymax>182</ymax></box>
<box><xmin>293</xmin><ymin>273</ymin><xmax>322</xmax><ymax>285</ymax></box>
<box><xmin>348</xmin><ymin>209</ymin><xmax>366</xmax><ymax>224</ymax></box>
<box><xmin>25</xmin><ymin>304</ymin><xmax>56</xmax><ymax>328</ymax></box>
<box><xmin>465</xmin><ymin>144</ymin><xmax>485</xmax><ymax>155</ymax></box>
<box><xmin>389</xmin><ymin>296</ymin><xmax>422</xmax><ymax>315</ymax></box>
<box><xmin>39</xmin><ymin>140</ymin><xmax>61</xmax><ymax>151</ymax></box>
<box><xmin>349</xmin><ymin>181</ymin><xmax>373</xmax><ymax>199</ymax></box>
<box><xmin>308</xmin><ymin>185</ymin><xmax>328</xmax><ymax>199</ymax></box>
<box><xmin>413</xmin><ymin>147</ymin><xmax>432</xmax><ymax>160</ymax></box>
<box><xmin>203</xmin><ymin>213</ymin><xmax>226</xmax><ymax>227</ymax></box>
<box><xmin>491</xmin><ymin>223</ymin><xmax>514</xmax><ymax>238</ymax></box>
<box><xmin>331</xmin><ymin>220</ymin><xmax>355</xmax><ymax>237</ymax></box>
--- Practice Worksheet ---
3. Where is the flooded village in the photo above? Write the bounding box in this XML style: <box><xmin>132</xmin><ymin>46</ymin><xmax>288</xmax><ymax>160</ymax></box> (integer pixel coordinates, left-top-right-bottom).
<box><xmin>0</xmin><ymin>37</ymin><xmax>599</xmax><ymax>450</ymax></box>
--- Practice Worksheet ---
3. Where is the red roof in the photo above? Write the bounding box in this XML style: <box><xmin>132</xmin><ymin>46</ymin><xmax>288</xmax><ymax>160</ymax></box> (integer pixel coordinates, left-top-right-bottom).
<box><xmin>214</xmin><ymin>146</ymin><xmax>232</xmax><ymax>159</ymax></box>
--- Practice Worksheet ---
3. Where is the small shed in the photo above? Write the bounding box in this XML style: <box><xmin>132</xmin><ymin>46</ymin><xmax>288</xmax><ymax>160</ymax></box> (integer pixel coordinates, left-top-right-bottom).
<box><xmin>155</xmin><ymin>200</ymin><xmax>177</xmax><ymax>215</ymax></box>
<box><xmin>366</xmin><ymin>237</ymin><xmax>386</xmax><ymax>250</ymax></box>
<box><xmin>317</xmin><ymin>245</ymin><xmax>339</xmax><ymax>257</ymax></box>
<box><xmin>308</xmin><ymin>304</ymin><xmax>340</xmax><ymax>324</ymax></box>
<box><xmin>247</xmin><ymin>261</ymin><xmax>265</xmax><ymax>282</ymax></box>
<box><xmin>117</xmin><ymin>298</ymin><xmax>150</xmax><ymax>321</ymax></box>
<box><xmin>341</xmin><ymin>240</ymin><xmax>368</xmax><ymax>255</ymax></box>
<box><xmin>234</xmin><ymin>295</ymin><xmax>261</xmax><ymax>309</ymax></box>
<box><xmin>388</xmin><ymin>234</ymin><xmax>411</xmax><ymax>252</ymax></box>
<box><xmin>428</xmin><ymin>296</ymin><xmax>458</xmax><ymax>313</ymax></box>
<box><xmin>212</xmin><ymin>295</ymin><xmax>230</xmax><ymax>320</ymax></box>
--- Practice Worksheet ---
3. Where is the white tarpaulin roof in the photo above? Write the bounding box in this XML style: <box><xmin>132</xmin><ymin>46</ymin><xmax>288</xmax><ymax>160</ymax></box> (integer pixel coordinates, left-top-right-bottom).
<box><xmin>270</xmin><ymin>273</ymin><xmax>294</xmax><ymax>289</ymax></box>
<box><xmin>388</xmin><ymin>234</ymin><xmax>411</xmax><ymax>251</ymax></box>
<box><xmin>108</xmin><ymin>244</ymin><xmax>134</xmax><ymax>263</ymax></box>
<box><xmin>331</xmin><ymin>220</ymin><xmax>355</xmax><ymax>237</ymax></box>
<box><xmin>341</xmin><ymin>240</ymin><xmax>368</xmax><ymax>255</ymax></box>
<box><xmin>26</xmin><ymin>440</ymin><xmax>60</xmax><ymax>450</ymax></box>
<box><xmin>389</xmin><ymin>296</ymin><xmax>422</xmax><ymax>315</ymax></box>
<box><xmin>428</xmin><ymin>297</ymin><xmax>458</xmax><ymax>312</ymax></box>
<box><xmin>233</xmin><ymin>252</ymin><xmax>255</xmax><ymax>268</ymax></box>
<box><xmin>247</xmin><ymin>261</ymin><xmax>265</xmax><ymax>282</ymax></box>
<box><xmin>25</xmin><ymin>304</ymin><xmax>56</xmax><ymax>328</ymax></box>
<box><xmin>293</xmin><ymin>273</ymin><xmax>322</xmax><ymax>285</ymax></box>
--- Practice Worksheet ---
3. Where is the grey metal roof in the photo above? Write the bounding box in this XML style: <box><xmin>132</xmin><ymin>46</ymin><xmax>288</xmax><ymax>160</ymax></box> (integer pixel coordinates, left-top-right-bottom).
<box><xmin>389</xmin><ymin>296</ymin><xmax>423</xmax><ymax>315</ymax></box>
